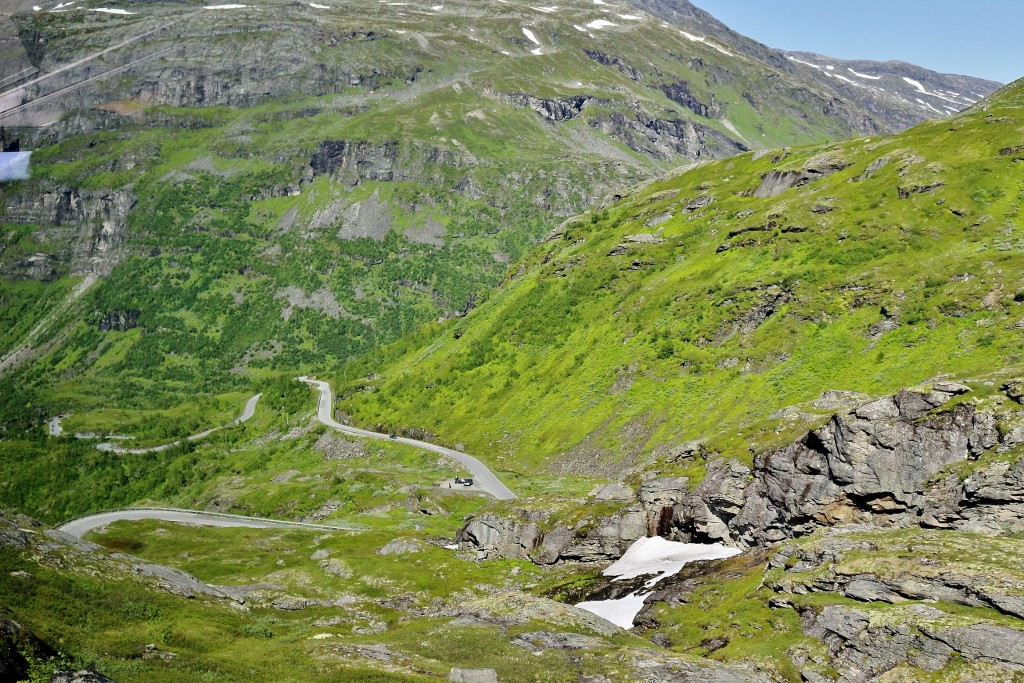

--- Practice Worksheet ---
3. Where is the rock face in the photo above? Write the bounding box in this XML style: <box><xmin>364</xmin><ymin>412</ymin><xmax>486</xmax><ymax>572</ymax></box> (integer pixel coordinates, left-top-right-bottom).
<box><xmin>663</xmin><ymin>382</ymin><xmax>1023</xmax><ymax>549</ymax></box>
<box><xmin>1</xmin><ymin>187</ymin><xmax>136</xmax><ymax>276</ymax></box>
<box><xmin>583</xmin><ymin>50</ymin><xmax>642</xmax><ymax>82</ymax></box>
<box><xmin>487</xmin><ymin>91</ymin><xmax>745</xmax><ymax>161</ymax></box>
<box><xmin>458</xmin><ymin>503</ymin><xmax>649</xmax><ymax>564</ymax></box>
<box><xmin>800</xmin><ymin>604</ymin><xmax>959</xmax><ymax>680</ymax></box>
<box><xmin>921</xmin><ymin>454</ymin><xmax>1024</xmax><ymax>534</ymax></box>
<box><xmin>309</xmin><ymin>140</ymin><xmax>464</xmax><ymax>187</ymax></box>
<box><xmin>97</xmin><ymin>309</ymin><xmax>141</xmax><ymax>332</ymax></box>
<box><xmin>494</xmin><ymin>92</ymin><xmax>593</xmax><ymax>122</ymax></box>
<box><xmin>660</xmin><ymin>81</ymin><xmax>722</xmax><ymax>119</ymax></box>
<box><xmin>0</xmin><ymin>616</ymin><xmax>56</xmax><ymax>682</ymax></box>
<box><xmin>461</xmin><ymin>381</ymin><xmax>1024</xmax><ymax>562</ymax></box>
<box><xmin>725</xmin><ymin>387</ymin><xmax>980</xmax><ymax>546</ymax></box>
<box><xmin>749</xmin><ymin>155</ymin><xmax>852</xmax><ymax>198</ymax></box>
<box><xmin>50</xmin><ymin>672</ymin><xmax>118</xmax><ymax>683</ymax></box>
<box><xmin>592</xmin><ymin>107</ymin><xmax>746</xmax><ymax>160</ymax></box>
<box><xmin>459</xmin><ymin>477</ymin><xmax>704</xmax><ymax>563</ymax></box>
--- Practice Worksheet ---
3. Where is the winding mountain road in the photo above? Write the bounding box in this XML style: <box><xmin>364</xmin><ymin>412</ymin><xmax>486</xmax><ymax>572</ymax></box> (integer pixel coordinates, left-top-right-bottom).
<box><xmin>58</xmin><ymin>507</ymin><xmax>361</xmax><ymax>538</ymax></box>
<box><xmin>57</xmin><ymin>376</ymin><xmax>515</xmax><ymax>537</ymax></box>
<box><xmin>96</xmin><ymin>392</ymin><xmax>261</xmax><ymax>454</ymax></box>
<box><xmin>299</xmin><ymin>376</ymin><xmax>517</xmax><ymax>500</ymax></box>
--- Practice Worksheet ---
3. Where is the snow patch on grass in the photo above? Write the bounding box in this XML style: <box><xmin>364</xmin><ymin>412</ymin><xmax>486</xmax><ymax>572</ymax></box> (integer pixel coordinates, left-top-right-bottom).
<box><xmin>848</xmin><ymin>67</ymin><xmax>881</xmax><ymax>80</ymax></box>
<box><xmin>576</xmin><ymin>537</ymin><xmax>740</xmax><ymax>629</ymax></box>
<box><xmin>903</xmin><ymin>76</ymin><xmax>926</xmax><ymax>92</ymax></box>
<box><xmin>681</xmin><ymin>30</ymin><xmax>732</xmax><ymax>56</ymax></box>
<box><xmin>787</xmin><ymin>55</ymin><xmax>821</xmax><ymax>70</ymax></box>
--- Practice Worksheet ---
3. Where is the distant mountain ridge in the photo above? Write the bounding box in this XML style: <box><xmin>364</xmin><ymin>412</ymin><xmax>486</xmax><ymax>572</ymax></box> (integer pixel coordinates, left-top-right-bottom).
<box><xmin>626</xmin><ymin>0</ymin><xmax>1001</xmax><ymax>129</ymax></box>
<box><xmin>784</xmin><ymin>51</ymin><xmax>1000</xmax><ymax>123</ymax></box>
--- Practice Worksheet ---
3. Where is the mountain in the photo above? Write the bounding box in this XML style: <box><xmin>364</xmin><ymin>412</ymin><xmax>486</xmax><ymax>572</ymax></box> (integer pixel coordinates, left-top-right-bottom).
<box><xmin>2</xmin><ymin>78</ymin><xmax>1024</xmax><ymax>681</ymax></box>
<box><xmin>340</xmin><ymin>76</ymin><xmax>1024</xmax><ymax>477</ymax></box>
<box><xmin>627</xmin><ymin>0</ymin><xmax>1001</xmax><ymax>130</ymax></box>
<box><xmin>0</xmin><ymin>0</ymin><xmax>1000</xmax><ymax>433</ymax></box>
<box><xmin>784</xmin><ymin>51</ymin><xmax>998</xmax><ymax>123</ymax></box>
<box><xmin>1</xmin><ymin>1</ymin><xmax>1023</xmax><ymax>679</ymax></box>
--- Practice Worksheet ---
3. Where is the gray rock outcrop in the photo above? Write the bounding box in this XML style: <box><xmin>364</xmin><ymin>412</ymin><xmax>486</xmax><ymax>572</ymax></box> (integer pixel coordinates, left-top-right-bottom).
<box><xmin>449</xmin><ymin>669</ymin><xmax>498</xmax><ymax>683</ymax></box>
<box><xmin>493</xmin><ymin>92</ymin><xmax>592</xmax><ymax>122</ymax></box>
<box><xmin>0</xmin><ymin>616</ymin><xmax>55</xmax><ymax>682</ymax></box>
<box><xmin>309</xmin><ymin>140</ymin><xmax>466</xmax><ymax>188</ymax></box>
<box><xmin>461</xmin><ymin>381</ymin><xmax>1024</xmax><ymax>563</ymax></box>
<box><xmin>799</xmin><ymin>603</ymin><xmax>1024</xmax><ymax>682</ymax></box>
<box><xmin>765</xmin><ymin>530</ymin><xmax>1024</xmax><ymax>620</ymax></box>
<box><xmin>51</xmin><ymin>671</ymin><xmax>118</xmax><ymax>683</ymax></box>
<box><xmin>593</xmin><ymin>106</ymin><xmax>745</xmax><ymax>161</ymax></box>
<box><xmin>749</xmin><ymin>155</ymin><xmax>852</xmax><ymax>198</ymax></box>
<box><xmin>1</xmin><ymin>187</ymin><xmax>136</xmax><ymax>276</ymax></box>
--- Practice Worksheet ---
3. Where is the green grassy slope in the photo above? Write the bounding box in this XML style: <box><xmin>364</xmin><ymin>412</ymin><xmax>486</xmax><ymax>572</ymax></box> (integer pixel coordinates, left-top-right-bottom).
<box><xmin>0</xmin><ymin>0</ymin><xmax>936</xmax><ymax>431</ymax></box>
<box><xmin>1</xmin><ymin>509</ymin><xmax>667</xmax><ymax>683</ymax></box>
<box><xmin>340</xmin><ymin>78</ymin><xmax>1024</xmax><ymax>475</ymax></box>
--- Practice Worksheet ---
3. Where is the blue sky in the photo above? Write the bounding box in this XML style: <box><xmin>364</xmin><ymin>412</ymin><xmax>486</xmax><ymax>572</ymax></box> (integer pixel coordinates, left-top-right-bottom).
<box><xmin>689</xmin><ymin>1</ymin><xmax>1023</xmax><ymax>85</ymax></box>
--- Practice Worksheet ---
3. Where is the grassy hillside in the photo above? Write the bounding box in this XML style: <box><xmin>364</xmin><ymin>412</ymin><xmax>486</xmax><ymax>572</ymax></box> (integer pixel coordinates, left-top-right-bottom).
<box><xmin>340</xmin><ymin>78</ymin><xmax>1024</xmax><ymax>475</ymax></box>
<box><xmin>2</xmin><ymin>508</ymin><xmax>675</xmax><ymax>683</ymax></box>
<box><xmin>0</xmin><ymin>0</ymin><xmax>962</xmax><ymax>433</ymax></box>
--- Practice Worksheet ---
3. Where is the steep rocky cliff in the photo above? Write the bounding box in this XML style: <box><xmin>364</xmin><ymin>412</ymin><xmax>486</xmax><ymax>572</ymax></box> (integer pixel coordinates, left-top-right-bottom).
<box><xmin>459</xmin><ymin>379</ymin><xmax>1024</xmax><ymax>562</ymax></box>
<box><xmin>2</xmin><ymin>187</ymin><xmax>135</xmax><ymax>276</ymax></box>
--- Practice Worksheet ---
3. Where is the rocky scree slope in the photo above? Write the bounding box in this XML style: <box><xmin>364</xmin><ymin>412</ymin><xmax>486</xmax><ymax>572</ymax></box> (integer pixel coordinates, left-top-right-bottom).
<box><xmin>0</xmin><ymin>0</ymin><xmax>999</xmax><ymax>423</ymax></box>
<box><xmin>342</xmin><ymin>76</ymin><xmax>1024</xmax><ymax>478</ymax></box>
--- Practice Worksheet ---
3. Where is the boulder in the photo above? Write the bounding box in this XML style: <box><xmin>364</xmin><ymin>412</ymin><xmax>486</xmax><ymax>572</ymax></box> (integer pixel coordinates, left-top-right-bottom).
<box><xmin>51</xmin><ymin>672</ymin><xmax>118</xmax><ymax>683</ymax></box>
<box><xmin>449</xmin><ymin>669</ymin><xmax>498</xmax><ymax>683</ymax></box>
<box><xmin>376</xmin><ymin>539</ymin><xmax>424</xmax><ymax>555</ymax></box>
<box><xmin>0</xmin><ymin>617</ymin><xmax>55</xmax><ymax>683</ymax></box>
<box><xmin>592</xmin><ymin>483</ymin><xmax>634</xmax><ymax>501</ymax></box>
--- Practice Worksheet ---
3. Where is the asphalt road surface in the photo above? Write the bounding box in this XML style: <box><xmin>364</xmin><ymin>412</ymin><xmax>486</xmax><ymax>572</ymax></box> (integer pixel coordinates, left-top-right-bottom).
<box><xmin>58</xmin><ymin>507</ymin><xmax>361</xmax><ymax>537</ymax></box>
<box><xmin>97</xmin><ymin>393</ymin><xmax>261</xmax><ymax>454</ymax></box>
<box><xmin>299</xmin><ymin>376</ymin><xmax>517</xmax><ymax>500</ymax></box>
